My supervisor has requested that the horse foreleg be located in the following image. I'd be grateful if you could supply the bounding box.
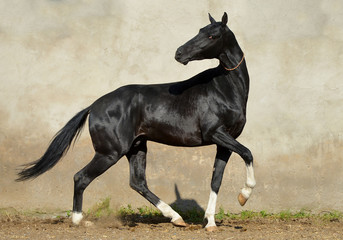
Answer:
[212,127,256,206]
[238,162,256,206]
[204,146,231,231]
[127,140,186,227]
[72,152,120,225]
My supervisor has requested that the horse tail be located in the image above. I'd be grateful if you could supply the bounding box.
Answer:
[16,106,91,181]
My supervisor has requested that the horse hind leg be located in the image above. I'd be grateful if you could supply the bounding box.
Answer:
[72,152,120,225]
[127,139,187,227]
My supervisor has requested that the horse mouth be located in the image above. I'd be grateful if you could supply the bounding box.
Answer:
[181,59,189,65]
[175,56,190,65]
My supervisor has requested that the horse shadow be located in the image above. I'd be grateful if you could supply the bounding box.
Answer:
[170,184,204,211]
[118,184,205,227]
[169,184,205,224]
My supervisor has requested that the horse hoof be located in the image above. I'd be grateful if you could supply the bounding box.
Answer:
[172,218,188,227]
[72,212,83,225]
[238,193,247,206]
[205,226,218,232]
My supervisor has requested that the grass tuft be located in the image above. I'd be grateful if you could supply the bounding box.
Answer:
[215,207,226,220]
[319,210,343,222]
[87,197,114,218]
[118,204,135,216]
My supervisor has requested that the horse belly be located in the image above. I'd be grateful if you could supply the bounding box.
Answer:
[140,117,203,147]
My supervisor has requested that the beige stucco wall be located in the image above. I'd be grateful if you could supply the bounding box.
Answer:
[1,0,342,214]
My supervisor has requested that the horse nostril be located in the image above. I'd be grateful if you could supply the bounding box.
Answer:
[175,49,183,58]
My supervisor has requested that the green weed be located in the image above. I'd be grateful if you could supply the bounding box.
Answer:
[137,206,162,218]
[320,211,343,222]
[240,210,258,220]
[87,197,114,218]
[278,210,293,220]
[215,207,226,220]
[118,204,135,216]
[275,209,312,220]
[66,210,72,217]
[259,210,270,218]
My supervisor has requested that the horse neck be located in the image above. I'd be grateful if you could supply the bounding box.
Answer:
[218,44,250,97]
[219,43,243,69]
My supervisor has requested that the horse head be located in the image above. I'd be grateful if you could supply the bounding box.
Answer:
[175,12,237,65]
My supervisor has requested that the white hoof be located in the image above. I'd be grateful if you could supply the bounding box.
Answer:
[72,212,83,225]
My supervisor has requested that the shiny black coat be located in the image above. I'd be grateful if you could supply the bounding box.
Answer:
[89,63,249,156]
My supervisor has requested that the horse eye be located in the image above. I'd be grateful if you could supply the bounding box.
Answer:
[209,35,219,40]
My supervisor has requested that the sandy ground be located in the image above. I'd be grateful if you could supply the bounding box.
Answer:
[0,214,342,240]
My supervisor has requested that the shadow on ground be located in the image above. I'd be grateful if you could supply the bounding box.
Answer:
[170,184,205,223]
[116,184,205,227]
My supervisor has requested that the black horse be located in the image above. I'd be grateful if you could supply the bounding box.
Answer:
[17,13,256,231]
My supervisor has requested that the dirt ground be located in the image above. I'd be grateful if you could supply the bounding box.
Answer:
[0,214,342,240]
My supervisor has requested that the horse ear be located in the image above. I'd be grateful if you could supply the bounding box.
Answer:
[209,13,216,24]
[221,12,228,27]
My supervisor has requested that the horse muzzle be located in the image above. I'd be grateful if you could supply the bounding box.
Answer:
[175,47,190,65]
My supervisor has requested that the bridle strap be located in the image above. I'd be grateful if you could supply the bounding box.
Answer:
[222,53,245,71]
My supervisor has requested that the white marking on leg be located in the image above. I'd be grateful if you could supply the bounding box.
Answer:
[241,163,256,199]
[204,190,217,228]
[72,212,83,225]
[156,201,183,222]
